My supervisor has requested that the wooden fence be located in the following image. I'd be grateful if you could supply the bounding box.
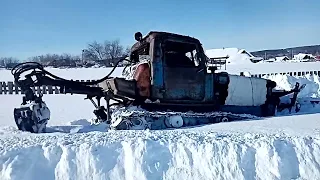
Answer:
[0,80,95,95]
[242,70,320,78]
[1,70,320,95]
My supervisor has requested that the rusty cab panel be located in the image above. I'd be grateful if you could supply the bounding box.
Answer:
[129,40,152,99]
[128,32,212,104]
[99,32,213,104]
[159,37,206,103]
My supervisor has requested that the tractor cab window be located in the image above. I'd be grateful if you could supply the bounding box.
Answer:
[130,42,150,63]
[163,40,201,67]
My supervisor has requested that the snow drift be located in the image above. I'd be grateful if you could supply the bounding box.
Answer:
[1,119,320,180]
[263,74,320,98]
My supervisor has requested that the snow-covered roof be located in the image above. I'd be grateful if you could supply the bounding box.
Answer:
[275,56,289,62]
[263,58,276,62]
[258,56,289,63]
[293,53,315,60]
[205,48,256,64]
[205,48,239,59]
[238,49,255,58]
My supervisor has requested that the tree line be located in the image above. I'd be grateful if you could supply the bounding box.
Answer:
[0,39,130,68]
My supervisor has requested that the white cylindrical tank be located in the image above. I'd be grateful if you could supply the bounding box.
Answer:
[225,75,267,106]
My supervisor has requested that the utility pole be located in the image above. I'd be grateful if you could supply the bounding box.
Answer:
[82,49,85,64]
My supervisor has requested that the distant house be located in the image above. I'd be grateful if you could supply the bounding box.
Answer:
[263,56,289,63]
[293,53,315,61]
[275,56,289,61]
[263,58,276,63]
[205,48,262,65]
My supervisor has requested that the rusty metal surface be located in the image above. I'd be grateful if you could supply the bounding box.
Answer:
[98,78,137,99]
[130,31,200,53]
[134,63,151,97]
[129,31,210,103]
[162,67,205,101]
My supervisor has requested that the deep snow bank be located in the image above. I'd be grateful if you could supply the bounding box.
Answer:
[264,74,320,98]
[1,114,320,180]
[0,132,319,180]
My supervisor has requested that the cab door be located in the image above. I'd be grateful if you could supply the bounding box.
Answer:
[161,41,205,102]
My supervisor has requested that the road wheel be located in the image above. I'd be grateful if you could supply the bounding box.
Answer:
[220,116,229,122]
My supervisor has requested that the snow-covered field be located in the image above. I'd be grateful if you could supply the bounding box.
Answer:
[1,64,320,180]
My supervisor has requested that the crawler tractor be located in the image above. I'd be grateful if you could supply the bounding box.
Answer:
[12,31,304,133]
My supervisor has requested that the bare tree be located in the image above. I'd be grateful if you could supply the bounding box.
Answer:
[27,54,59,64]
[83,41,104,61]
[27,53,80,65]
[83,39,129,63]
[0,39,128,68]
[106,39,124,59]
[0,57,19,66]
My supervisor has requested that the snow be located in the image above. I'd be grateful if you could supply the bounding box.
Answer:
[205,48,255,64]
[206,48,240,59]
[1,65,320,179]
[225,53,253,64]
[0,117,320,180]
[264,74,320,98]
